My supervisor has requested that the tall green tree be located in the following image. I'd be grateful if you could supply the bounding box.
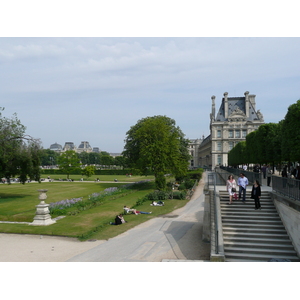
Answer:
[101,154,114,167]
[0,108,42,183]
[88,152,101,165]
[123,115,190,190]
[78,152,89,165]
[81,165,96,179]
[40,149,59,166]
[57,150,81,179]
[281,100,300,163]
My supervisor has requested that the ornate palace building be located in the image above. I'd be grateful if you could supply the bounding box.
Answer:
[196,91,265,169]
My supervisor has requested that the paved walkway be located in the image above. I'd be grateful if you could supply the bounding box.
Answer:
[0,176,210,262]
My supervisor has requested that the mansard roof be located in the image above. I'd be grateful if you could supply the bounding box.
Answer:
[50,142,62,151]
[215,96,260,122]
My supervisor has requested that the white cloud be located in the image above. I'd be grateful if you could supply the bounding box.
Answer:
[0,37,299,152]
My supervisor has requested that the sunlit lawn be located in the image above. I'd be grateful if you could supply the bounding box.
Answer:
[0,176,188,241]
[40,174,155,182]
[0,181,123,222]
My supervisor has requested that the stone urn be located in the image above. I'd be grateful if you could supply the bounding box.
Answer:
[38,189,48,204]
[30,189,56,226]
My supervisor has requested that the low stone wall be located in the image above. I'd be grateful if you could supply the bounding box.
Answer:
[202,182,210,243]
[271,192,300,257]
[202,180,225,261]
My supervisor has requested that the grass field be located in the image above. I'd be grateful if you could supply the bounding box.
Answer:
[40,174,155,182]
[0,175,189,241]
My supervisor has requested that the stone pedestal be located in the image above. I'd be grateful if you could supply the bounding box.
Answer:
[30,189,56,226]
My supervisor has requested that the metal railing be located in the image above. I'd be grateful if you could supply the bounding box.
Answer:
[272,176,300,201]
[220,166,260,185]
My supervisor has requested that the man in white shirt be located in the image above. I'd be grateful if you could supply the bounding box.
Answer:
[238,173,248,202]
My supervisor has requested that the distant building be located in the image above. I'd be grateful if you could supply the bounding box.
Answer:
[77,141,93,153]
[197,91,265,169]
[49,142,63,153]
[110,153,122,158]
[63,142,77,152]
[49,141,105,155]
[188,137,205,169]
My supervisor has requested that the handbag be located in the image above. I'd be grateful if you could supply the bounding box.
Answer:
[231,187,236,192]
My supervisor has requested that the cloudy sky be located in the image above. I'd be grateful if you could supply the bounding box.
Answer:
[1,2,299,153]
[1,37,299,153]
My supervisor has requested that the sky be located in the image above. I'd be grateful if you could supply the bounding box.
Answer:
[1,3,299,155]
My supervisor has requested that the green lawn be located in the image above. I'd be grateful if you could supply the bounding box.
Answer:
[40,174,155,182]
[0,177,189,241]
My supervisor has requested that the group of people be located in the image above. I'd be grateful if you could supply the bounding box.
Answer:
[226,173,262,210]
[282,165,300,180]
[110,206,153,225]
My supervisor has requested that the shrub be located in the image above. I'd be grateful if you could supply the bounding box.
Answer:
[172,191,187,200]
[145,190,170,200]
[184,179,195,189]
[178,183,186,190]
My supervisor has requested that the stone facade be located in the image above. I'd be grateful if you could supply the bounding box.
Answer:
[188,137,205,169]
[197,91,265,169]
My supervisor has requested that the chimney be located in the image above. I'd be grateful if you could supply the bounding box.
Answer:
[211,95,216,121]
[244,91,249,117]
[224,92,228,119]
[249,94,256,110]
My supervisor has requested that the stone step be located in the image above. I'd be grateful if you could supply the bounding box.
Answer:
[220,197,272,202]
[220,194,272,198]
[221,212,282,222]
[219,194,271,198]
[219,189,299,262]
[222,216,281,222]
[225,257,295,262]
[221,212,279,217]
[221,206,277,214]
[224,252,300,262]
[220,199,275,208]
[224,241,295,250]
[223,231,291,240]
[222,223,285,229]
[224,246,297,255]
[223,224,286,234]
[223,236,293,244]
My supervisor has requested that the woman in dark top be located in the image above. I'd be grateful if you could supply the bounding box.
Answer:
[251,180,261,210]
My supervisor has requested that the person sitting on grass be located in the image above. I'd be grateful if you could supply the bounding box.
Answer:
[123,206,152,215]
[110,214,127,225]
[150,201,164,206]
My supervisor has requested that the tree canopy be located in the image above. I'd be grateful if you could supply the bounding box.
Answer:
[281,100,300,162]
[0,108,42,183]
[123,115,190,190]
[57,150,81,179]
[228,99,300,167]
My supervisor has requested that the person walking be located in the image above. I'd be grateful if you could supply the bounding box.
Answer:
[251,180,261,210]
[261,164,267,179]
[266,165,272,186]
[281,165,288,188]
[238,173,248,203]
[226,175,237,205]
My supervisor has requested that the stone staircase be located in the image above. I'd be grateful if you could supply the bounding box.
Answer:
[219,190,300,262]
